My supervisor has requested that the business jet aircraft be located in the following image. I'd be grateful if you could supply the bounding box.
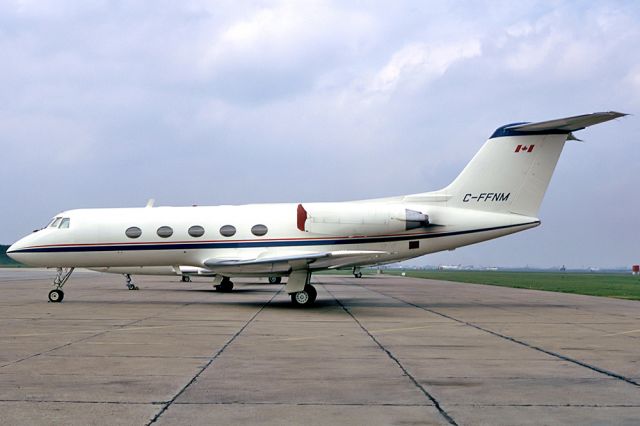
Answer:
[7,112,625,306]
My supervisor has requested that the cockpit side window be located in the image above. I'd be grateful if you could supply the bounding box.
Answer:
[59,218,70,229]
[50,217,62,228]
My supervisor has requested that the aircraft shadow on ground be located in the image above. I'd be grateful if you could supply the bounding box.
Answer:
[52,284,574,310]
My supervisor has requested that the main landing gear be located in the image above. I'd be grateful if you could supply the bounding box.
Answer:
[124,274,139,290]
[290,284,317,306]
[214,276,234,292]
[181,276,192,283]
[48,267,74,303]
[353,266,363,278]
[286,270,317,307]
[268,276,282,284]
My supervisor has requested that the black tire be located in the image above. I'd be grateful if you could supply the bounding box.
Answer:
[291,284,316,306]
[306,284,317,303]
[181,276,191,283]
[355,272,363,278]
[268,276,282,284]
[215,281,234,292]
[48,289,64,303]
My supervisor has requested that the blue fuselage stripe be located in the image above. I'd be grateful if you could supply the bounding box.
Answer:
[10,222,539,254]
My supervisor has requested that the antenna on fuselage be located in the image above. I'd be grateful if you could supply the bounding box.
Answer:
[146,198,155,208]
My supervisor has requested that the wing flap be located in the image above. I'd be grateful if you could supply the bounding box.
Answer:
[203,250,388,274]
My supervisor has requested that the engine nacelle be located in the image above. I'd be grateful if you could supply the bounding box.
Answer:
[297,203,428,236]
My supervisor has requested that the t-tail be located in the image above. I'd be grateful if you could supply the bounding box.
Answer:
[436,112,626,217]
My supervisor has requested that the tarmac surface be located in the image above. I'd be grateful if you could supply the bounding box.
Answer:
[0,269,639,426]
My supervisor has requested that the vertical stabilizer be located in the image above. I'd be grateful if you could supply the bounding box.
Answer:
[439,112,625,217]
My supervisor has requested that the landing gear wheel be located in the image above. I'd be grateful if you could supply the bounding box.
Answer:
[48,289,64,303]
[124,274,138,290]
[181,276,192,283]
[215,282,233,292]
[291,284,317,307]
[215,278,234,292]
[268,276,282,284]
[352,267,363,278]
[48,267,73,302]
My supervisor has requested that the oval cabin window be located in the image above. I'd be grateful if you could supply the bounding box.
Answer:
[188,225,205,238]
[157,226,173,238]
[125,227,142,239]
[251,224,268,236]
[219,225,236,237]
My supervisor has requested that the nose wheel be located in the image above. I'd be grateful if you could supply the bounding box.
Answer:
[124,274,139,290]
[48,267,74,303]
[48,289,64,303]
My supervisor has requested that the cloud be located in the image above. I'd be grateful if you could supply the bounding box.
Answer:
[0,0,638,268]
[501,4,639,79]
[195,1,374,102]
[365,40,482,96]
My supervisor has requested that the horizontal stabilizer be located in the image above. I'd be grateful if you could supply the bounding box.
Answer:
[505,111,626,133]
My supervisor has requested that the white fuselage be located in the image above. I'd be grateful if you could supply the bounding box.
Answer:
[7,200,539,274]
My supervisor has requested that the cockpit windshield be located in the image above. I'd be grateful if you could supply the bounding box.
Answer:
[47,217,70,229]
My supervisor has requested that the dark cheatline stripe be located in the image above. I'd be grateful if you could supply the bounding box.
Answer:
[12,222,539,254]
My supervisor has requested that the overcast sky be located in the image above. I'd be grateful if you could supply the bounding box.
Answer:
[1,1,638,268]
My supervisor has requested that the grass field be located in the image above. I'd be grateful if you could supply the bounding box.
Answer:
[385,270,640,301]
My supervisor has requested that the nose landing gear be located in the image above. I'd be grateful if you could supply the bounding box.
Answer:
[124,274,139,290]
[48,267,74,303]
[353,267,363,278]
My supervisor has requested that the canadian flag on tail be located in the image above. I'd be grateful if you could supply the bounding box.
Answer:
[515,144,535,153]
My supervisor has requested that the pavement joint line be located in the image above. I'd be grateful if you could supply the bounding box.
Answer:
[0,399,638,408]
[448,403,640,407]
[172,401,432,406]
[0,399,162,405]
[323,284,459,426]
[0,324,204,338]
[42,354,211,359]
[603,328,640,337]
[145,285,283,426]
[0,301,198,370]
[357,282,640,389]
[393,275,640,320]
[275,324,436,342]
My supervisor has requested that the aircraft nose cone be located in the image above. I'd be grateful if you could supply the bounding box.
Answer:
[6,242,18,255]
[6,240,27,263]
